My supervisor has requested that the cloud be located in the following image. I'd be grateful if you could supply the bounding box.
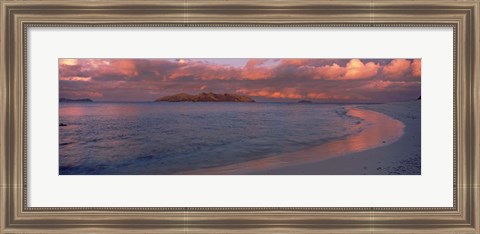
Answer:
[59,59,78,66]
[63,90,103,98]
[411,59,421,77]
[236,88,303,99]
[59,58,421,102]
[241,59,273,80]
[382,59,411,79]
[235,88,368,101]
[271,59,382,80]
[84,59,138,78]
[167,61,240,80]
[60,76,92,82]
[315,63,347,80]
[306,92,353,100]
[360,80,420,91]
[167,59,274,81]
[59,59,138,81]
[343,59,380,80]
[59,58,413,82]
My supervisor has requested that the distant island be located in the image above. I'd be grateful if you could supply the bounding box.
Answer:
[298,100,313,104]
[155,92,255,102]
[59,98,93,102]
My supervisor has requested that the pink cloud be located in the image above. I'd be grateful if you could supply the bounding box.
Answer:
[307,92,349,100]
[343,59,380,80]
[83,59,138,78]
[59,59,78,66]
[315,63,347,80]
[278,59,309,66]
[241,59,273,80]
[166,59,275,81]
[67,91,103,98]
[59,59,138,80]
[283,59,380,80]
[306,92,370,101]
[382,59,411,79]
[361,80,420,90]
[236,88,366,101]
[236,88,303,99]
[278,59,380,80]
[60,76,92,82]
[411,59,421,77]
[59,58,421,102]
[168,62,239,80]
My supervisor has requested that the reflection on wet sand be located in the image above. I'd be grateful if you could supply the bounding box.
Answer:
[180,108,405,175]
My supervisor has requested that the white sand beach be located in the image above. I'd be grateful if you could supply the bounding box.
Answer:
[258,100,421,175]
[183,100,420,175]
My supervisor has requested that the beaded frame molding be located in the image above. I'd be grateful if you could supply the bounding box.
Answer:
[1,0,479,233]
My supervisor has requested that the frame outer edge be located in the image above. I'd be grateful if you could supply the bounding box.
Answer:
[1,0,479,233]
[1,0,9,232]
[473,0,479,232]
[0,0,4,230]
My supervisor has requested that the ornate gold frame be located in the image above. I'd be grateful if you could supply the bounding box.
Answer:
[1,0,479,233]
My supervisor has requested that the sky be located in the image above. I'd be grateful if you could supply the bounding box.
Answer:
[59,58,421,103]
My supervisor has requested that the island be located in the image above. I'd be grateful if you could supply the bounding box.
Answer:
[155,92,255,102]
[298,100,313,104]
[60,98,94,102]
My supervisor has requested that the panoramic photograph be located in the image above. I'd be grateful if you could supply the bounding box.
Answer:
[59,58,421,175]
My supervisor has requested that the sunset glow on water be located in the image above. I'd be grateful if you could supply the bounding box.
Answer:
[59,102,365,174]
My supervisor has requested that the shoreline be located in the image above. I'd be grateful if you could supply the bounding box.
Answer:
[179,102,416,175]
[254,100,421,175]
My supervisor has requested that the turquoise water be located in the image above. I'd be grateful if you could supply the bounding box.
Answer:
[59,102,364,175]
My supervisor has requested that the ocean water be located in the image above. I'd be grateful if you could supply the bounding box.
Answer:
[59,102,365,175]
